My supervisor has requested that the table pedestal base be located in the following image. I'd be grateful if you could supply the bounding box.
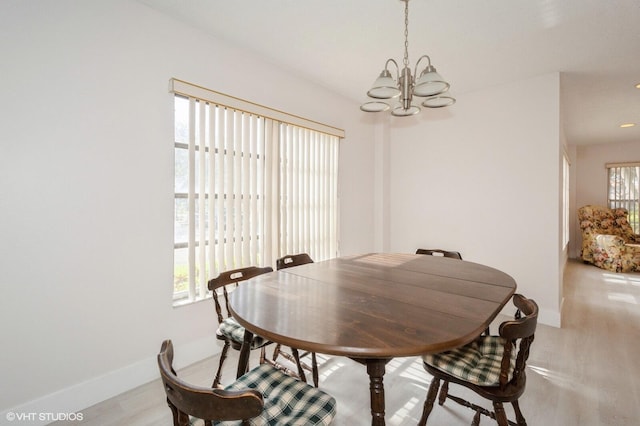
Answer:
[353,358,391,426]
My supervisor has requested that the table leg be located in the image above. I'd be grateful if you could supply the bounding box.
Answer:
[236,329,253,379]
[366,358,388,426]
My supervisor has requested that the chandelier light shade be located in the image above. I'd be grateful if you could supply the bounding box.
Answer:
[367,67,401,99]
[360,0,455,116]
[360,100,392,112]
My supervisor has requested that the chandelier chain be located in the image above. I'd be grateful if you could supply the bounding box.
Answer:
[403,0,409,67]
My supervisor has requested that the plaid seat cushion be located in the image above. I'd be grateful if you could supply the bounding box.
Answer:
[217,317,268,349]
[422,336,516,386]
[217,363,336,426]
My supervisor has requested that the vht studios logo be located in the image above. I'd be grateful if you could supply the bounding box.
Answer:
[6,412,84,422]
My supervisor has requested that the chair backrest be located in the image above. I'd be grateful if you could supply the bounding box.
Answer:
[157,340,263,425]
[416,248,463,260]
[578,204,635,240]
[207,266,273,324]
[497,294,538,388]
[276,253,314,270]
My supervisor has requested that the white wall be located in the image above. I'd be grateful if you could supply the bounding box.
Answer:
[382,73,563,327]
[0,0,374,419]
[573,140,640,256]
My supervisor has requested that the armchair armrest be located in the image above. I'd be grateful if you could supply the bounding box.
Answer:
[595,234,627,250]
[626,233,640,244]
[589,234,640,272]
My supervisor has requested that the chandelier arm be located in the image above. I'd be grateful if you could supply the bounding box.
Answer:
[413,55,432,80]
[385,58,400,82]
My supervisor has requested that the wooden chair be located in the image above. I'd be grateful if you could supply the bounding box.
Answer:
[416,248,463,259]
[419,294,538,426]
[208,265,302,388]
[276,252,314,270]
[272,253,320,387]
[157,340,336,426]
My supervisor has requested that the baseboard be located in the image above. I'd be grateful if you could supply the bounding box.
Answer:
[1,337,217,425]
[538,307,561,328]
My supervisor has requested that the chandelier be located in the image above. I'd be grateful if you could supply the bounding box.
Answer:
[360,0,455,116]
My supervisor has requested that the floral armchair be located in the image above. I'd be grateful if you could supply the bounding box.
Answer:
[578,205,640,272]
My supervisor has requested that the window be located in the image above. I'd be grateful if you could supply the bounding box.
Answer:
[562,154,570,247]
[607,162,640,233]
[171,79,343,304]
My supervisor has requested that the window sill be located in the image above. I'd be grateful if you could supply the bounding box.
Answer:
[172,294,212,308]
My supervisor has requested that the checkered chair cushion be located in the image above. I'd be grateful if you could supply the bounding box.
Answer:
[217,317,268,349]
[422,336,517,386]
[217,363,337,425]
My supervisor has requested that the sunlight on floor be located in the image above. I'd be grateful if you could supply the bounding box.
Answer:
[528,364,576,389]
[397,359,430,386]
[528,362,601,409]
[388,396,422,424]
[601,272,640,303]
[315,354,346,382]
[602,272,640,287]
[607,292,638,304]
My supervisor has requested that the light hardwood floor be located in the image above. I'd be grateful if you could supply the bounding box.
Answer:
[53,259,640,425]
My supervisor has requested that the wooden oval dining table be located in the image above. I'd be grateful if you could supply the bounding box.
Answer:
[229,252,517,425]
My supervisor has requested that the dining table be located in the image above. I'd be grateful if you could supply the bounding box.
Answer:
[229,252,517,425]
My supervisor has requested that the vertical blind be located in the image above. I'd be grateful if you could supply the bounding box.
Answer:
[279,124,339,260]
[172,79,342,303]
[607,162,640,233]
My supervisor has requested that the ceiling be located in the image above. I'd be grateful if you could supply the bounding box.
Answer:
[139,0,640,146]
